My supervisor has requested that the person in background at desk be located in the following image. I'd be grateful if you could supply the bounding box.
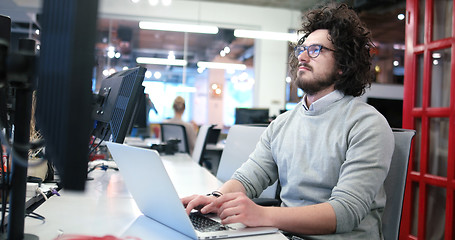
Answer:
[164,96,197,155]
[182,3,394,239]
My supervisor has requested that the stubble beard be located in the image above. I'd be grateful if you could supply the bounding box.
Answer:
[294,65,338,96]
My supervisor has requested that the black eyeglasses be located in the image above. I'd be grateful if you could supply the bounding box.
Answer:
[294,44,335,58]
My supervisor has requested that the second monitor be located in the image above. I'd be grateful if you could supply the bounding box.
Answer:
[92,66,146,143]
[234,108,270,125]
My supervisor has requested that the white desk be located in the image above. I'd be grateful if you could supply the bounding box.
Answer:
[123,136,160,148]
[24,153,286,239]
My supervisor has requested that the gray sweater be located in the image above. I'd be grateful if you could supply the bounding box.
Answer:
[232,93,394,239]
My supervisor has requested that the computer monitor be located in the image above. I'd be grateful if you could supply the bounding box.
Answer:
[0,15,10,132]
[360,83,404,129]
[234,108,270,125]
[92,66,146,143]
[36,0,98,191]
[367,97,403,128]
[127,87,149,137]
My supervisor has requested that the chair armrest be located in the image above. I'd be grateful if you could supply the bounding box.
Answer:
[252,198,281,207]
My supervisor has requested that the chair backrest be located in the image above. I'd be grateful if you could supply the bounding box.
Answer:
[382,128,416,240]
[216,124,278,198]
[192,124,215,165]
[160,123,189,154]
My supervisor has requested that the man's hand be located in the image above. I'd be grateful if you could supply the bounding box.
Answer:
[207,192,271,227]
[181,194,219,215]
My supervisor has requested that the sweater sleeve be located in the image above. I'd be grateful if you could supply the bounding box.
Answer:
[328,112,394,233]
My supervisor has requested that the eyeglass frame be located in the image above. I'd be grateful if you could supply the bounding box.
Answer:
[294,44,336,58]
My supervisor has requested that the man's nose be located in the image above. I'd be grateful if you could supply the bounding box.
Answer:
[298,49,310,62]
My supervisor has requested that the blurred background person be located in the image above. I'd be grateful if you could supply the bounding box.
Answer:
[164,96,197,154]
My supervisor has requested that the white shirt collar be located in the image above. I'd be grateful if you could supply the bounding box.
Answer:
[302,90,344,112]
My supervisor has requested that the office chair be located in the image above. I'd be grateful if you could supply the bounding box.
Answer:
[216,124,280,206]
[160,123,190,154]
[192,124,215,165]
[382,128,415,240]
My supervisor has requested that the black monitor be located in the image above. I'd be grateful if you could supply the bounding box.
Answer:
[367,97,403,128]
[235,108,270,125]
[36,0,98,191]
[0,15,10,132]
[92,66,146,143]
[127,87,149,137]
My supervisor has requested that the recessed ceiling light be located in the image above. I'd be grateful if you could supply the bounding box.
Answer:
[197,61,246,71]
[139,21,218,34]
[136,57,187,66]
[234,29,297,42]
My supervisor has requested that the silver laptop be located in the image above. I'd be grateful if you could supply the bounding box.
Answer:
[105,142,278,239]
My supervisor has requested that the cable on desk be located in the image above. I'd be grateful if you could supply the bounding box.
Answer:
[87,163,118,174]
[49,187,60,197]
[35,188,48,201]
[3,207,45,223]
[88,124,110,157]
[25,211,45,223]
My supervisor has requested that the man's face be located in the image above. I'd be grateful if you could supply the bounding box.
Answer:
[294,29,339,96]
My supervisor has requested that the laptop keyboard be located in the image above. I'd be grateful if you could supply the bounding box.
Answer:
[189,212,233,232]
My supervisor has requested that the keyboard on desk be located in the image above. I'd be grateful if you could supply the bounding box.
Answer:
[189,212,233,232]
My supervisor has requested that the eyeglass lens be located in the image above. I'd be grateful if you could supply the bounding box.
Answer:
[295,45,322,58]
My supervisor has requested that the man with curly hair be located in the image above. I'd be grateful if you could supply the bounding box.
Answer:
[183,3,394,239]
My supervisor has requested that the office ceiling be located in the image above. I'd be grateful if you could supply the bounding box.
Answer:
[96,0,406,77]
[3,0,406,83]
[196,0,331,11]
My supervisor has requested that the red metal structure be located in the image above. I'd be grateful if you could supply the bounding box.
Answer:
[402,0,454,239]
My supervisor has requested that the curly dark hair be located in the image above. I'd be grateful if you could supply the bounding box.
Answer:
[289,3,374,97]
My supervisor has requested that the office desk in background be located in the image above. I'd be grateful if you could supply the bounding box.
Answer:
[203,142,225,175]
[24,153,286,239]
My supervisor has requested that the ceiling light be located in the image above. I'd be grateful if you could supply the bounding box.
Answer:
[234,29,297,42]
[136,57,187,66]
[432,53,442,59]
[154,71,162,79]
[107,50,115,59]
[139,21,218,34]
[397,13,405,21]
[168,51,175,60]
[393,44,405,50]
[224,46,231,54]
[197,61,246,71]
[145,70,153,78]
